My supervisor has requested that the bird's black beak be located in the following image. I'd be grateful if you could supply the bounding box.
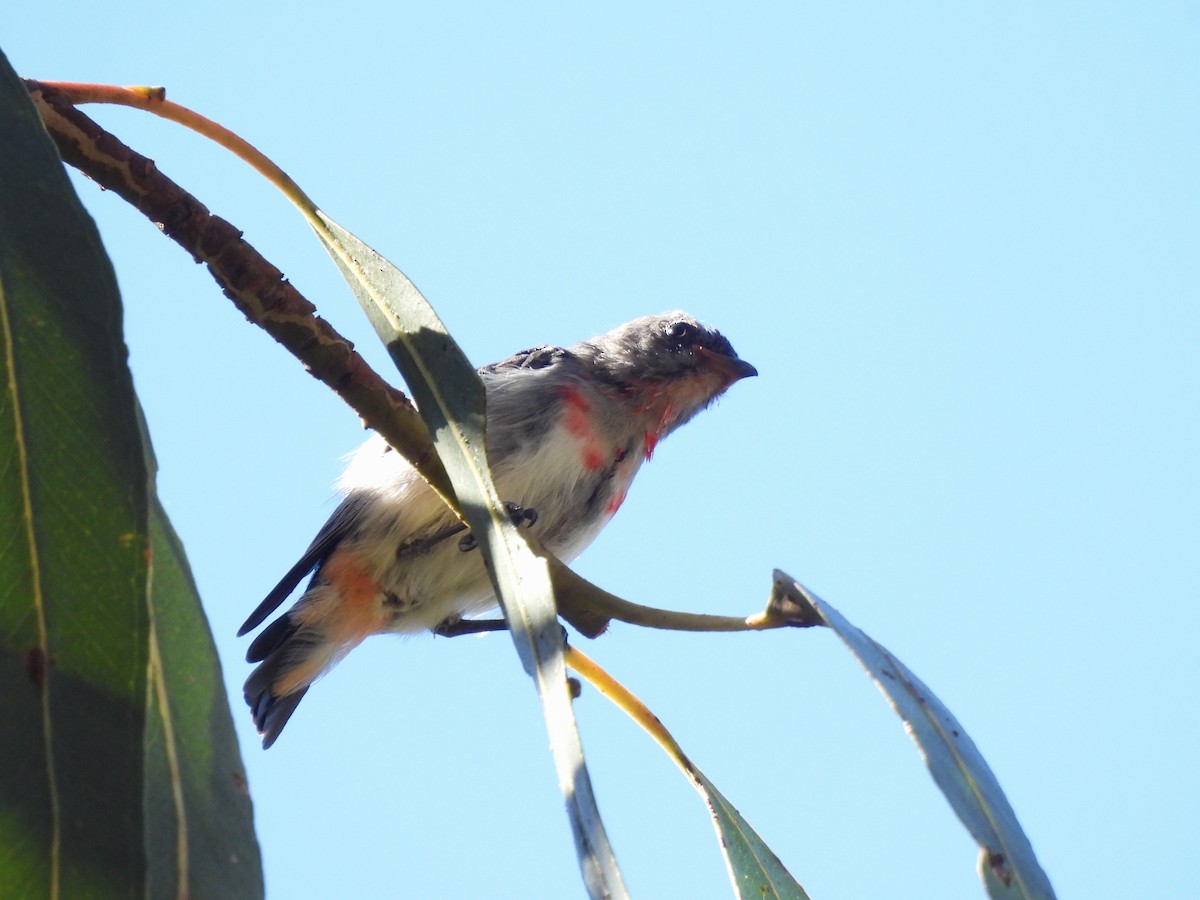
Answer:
[699,346,758,382]
[726,357,759,380]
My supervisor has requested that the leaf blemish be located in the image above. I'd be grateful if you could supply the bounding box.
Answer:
[22,647,53,689]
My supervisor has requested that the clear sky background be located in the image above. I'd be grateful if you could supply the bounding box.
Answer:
[9,3,1198,898]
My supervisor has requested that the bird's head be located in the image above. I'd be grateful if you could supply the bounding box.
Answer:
[580,311,756,446]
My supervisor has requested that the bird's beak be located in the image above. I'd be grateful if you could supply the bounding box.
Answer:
[699,347,758,382]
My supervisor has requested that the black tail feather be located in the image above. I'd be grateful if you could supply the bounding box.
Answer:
[244,616,310,748]
[245,679,309,749]
[240,494,369,747]
[244,611,332,748]
[246,614,299,663]
[238,494,367,637]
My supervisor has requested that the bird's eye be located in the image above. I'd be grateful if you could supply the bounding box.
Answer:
[667,321,699,343]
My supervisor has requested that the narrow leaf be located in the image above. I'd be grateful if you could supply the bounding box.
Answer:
[697,770,808,900]
[312,211,627,899]
[770,570,1057,899]
[144,494,264,899]
[0,48,147,898]
[567,646,809,900]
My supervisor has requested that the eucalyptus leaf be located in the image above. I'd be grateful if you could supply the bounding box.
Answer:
[696,769,809,900]
[771,571,1057,899]
[1,48,262,898]
[143,496,264,899]
[567,646,808,900]
[310,211,627,899]
[0,48,147,898]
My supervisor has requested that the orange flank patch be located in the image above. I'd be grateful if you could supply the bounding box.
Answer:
[274,549,384,695]
[559,385,606,471]
[300,549,387,642]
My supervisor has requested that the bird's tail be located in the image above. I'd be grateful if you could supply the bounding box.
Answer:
[244,548,387,747]
[244,613,322,748]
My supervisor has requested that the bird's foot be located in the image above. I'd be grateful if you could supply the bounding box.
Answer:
[457,502,539,552]
[433,615,571,647]
[433,615,510,637]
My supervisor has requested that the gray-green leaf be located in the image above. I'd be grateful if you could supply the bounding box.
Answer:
[771,570,1057,899]
[311,211,627,899]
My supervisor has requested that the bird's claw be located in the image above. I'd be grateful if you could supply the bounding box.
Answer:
[505,502,539,528]
[457,502,539,552]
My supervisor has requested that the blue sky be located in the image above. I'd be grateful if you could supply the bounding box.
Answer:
[10,3,1198,897]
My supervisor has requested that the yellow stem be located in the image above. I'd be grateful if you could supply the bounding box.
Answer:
[39,81,321,223]
[564,645,698,781]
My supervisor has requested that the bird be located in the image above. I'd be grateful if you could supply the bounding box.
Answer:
[239,311,756,747]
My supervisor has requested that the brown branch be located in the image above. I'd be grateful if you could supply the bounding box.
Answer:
[24,79,455,505]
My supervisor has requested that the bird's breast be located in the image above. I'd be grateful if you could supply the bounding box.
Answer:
[491,391,645,557]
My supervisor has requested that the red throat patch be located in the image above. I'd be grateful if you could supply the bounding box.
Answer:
[642,401,678,460]
[643,430,659,459]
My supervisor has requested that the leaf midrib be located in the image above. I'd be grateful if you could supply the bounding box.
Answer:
[0,276,59,898]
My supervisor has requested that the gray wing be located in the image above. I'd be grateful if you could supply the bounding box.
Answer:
[479,344,570,374]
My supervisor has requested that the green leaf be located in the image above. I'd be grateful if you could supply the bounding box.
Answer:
[770,571,1057,899]
[696,770,809,900]
[0,49,263,899]
[144,494,264,899]
[311,211,628,899]
[0,49,148,898]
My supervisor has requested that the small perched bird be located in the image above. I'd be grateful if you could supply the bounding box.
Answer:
[239,312,756,747]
